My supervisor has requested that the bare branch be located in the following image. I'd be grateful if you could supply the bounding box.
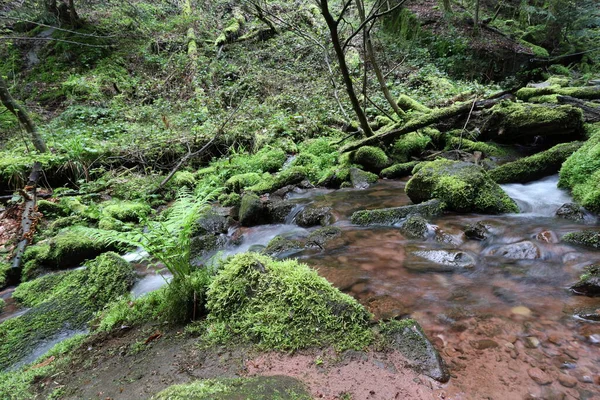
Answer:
[335,0,354,25]
[0,15,119,38]
[0,36,111,48]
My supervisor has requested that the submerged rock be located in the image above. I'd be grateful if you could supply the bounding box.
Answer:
[266,200,296,223]
[489,241,541,260]
[405,160,518,214]
[555,203,586,222]
[380,319,450,383]
[571,264,600,297]
[407,249,476,272]
[562,230,600,249]
[295,206,334,227]
[305,226,342,249]
[349,167,378,189]
[351,199,445,226]
[464,221,489,241]
[263,236,304,257]
[398,215,429,239]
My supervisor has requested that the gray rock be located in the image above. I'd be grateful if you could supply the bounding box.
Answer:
[194,210,229,235]
[349,167,378,189]
[267,200,296,223]
[555,203,586,222]
[399,215,429,239]
[351,199,445,226]
[464,221,488,240]
[295,206,334,227]
[263,236,304,257]
[571,264,600,297]
[407,249,476,272]
[489,241,540,259]
[383,319,450,382]
[305,226,342,249]
[562,230,600,249]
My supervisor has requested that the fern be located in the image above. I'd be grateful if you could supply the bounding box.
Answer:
[76,185,221,281]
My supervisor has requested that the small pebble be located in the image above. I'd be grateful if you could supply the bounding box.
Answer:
[558,374,577,388]
[511,306,532,317]
[528,367,553,385]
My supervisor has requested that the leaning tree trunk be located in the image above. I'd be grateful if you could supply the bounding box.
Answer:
[0,75,47,153]
[356,0,405,119]
[320,0,373,137]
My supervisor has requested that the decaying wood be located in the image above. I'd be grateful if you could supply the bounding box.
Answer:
[557,95,600,123]
[341,94,513,153]
[11,162,43,271]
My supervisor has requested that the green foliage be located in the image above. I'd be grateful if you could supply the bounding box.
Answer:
[0,299,4,314]
[201,253,373,351]
[392,132,432,162]
[0,261,10,289]
[353,146,389,172]
[101,200,152,222]
[381,161,420,179]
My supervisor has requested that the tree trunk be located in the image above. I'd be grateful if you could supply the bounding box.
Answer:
[0,76,47,153]
[356,0,405,119]
[442,0,452,13]
[474,0,480,32]
[319,0,373,137]
[68,0,79,26]
[45,0,58,16]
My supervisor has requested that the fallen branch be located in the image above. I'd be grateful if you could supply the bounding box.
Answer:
[11,162,42,271]
[341,94,513,153]
[556,95,600,123]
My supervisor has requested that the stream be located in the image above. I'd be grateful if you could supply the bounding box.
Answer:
[2,175,599,396]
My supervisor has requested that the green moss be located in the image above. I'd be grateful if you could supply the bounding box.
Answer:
[489,141,582,184]
[397,94,431,113]
[0,253,134,370]
[483,101,584,138]
[518,39,549,58]
[380,161,420,179]
[559,125,600,212]
[0,261,9,289]
[37,200,68,218]
[246,167,307,195]
[153,376,311,400]
[349,168,379,189]
[102,200,151,222]
[351,199,445,226]
[516,86,600,101]
[562,231,600,249]
[238,193,264,226]
[202,253,372,351]
[392,132,432,163]
[218,192,241,207]
[445,137,509,157]
[0,299,4,313]
[264,236,304,257]
[225,172,262,193]
[405,159,518,214]
[527,94,559,104]
[171,171,196,188]
[22,229,118,278]
[548,65,571,76]
[353,146,389,172]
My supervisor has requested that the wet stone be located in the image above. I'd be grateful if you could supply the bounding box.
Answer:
[555,203,586,222]
[511,306,532,317]
[525,336,541,349]
[464,221,488,241]
[558,374,577,388]
[407,250,476,272]
[470,339,499,350]
[536,231,558,244]
[528,367,553,385]
[489,241,540,260]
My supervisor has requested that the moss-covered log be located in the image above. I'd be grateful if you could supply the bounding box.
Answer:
[516,86,600,102]
[557,96,600,123]
[480,101,584,142]
[215,8,245,47]
[489,141,582,184]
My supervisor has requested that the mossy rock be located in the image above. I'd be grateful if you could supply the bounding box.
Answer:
[481,101,584,141]
[204,253,372,351]
[0,253,134,370]
[381,161,419,179]
[353,146,389,172]
[559,124,600,213]
[317,167,350,188]
[218,192,241,207]
[266,200,296,223]
[305,226,342,249]
[488,141,583,184]
[238,193,266,227]
[399,215,429,239]
[37,200,68,218]
[0,261,9,289]
[263,236,304,257]
[379,319,450,382]
[516,86,600,102]
[562,230,600,249]
[152,376,311,400]
[170,171,196,188]
[295,206,333,227]
[445,137,510,158]
[351,199,445,226]
[22,229,119,278]
[405,160,518,214]
[225,173,262,194]
[349,167,378,189]
[571,264,600,297]
[391,132,432,163]
[101,197,152,223]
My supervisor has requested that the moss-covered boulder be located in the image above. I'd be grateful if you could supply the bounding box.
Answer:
[266,200,296,223]
[37,200,68,218]
[152,376,311,400]
[0,253,135,370]
[488,141,582,184]
[238,193,266,227]
[305,226,342,249]
[101,200,151,223]
[571,264,600,297]
[0,261,9,289]
[559,124,600,213]
[263,236,304,257]
[399,215,429,239]
[392,132,432,162]
[204,253,372,350]
[562,230,600,249]
[351,199,445,226]
[22,229,119,278]
[405,160,518,214]
[555,203,587,221]
[381,161,419,179]
[480,101,584,142]
[225,172,262,193]
[349,167,378,189]
[353,146,389,172]
[380,319,450,382]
